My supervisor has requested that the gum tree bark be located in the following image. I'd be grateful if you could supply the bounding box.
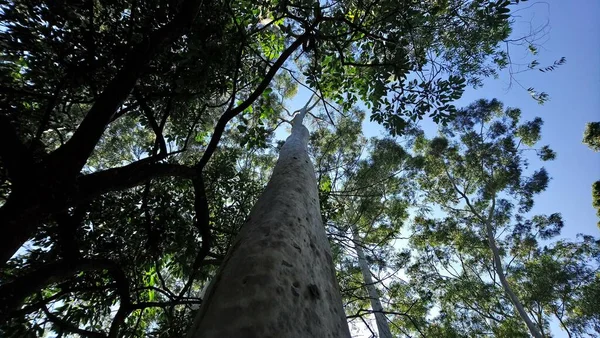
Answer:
[186,97,351,337]
[351,224,393,338]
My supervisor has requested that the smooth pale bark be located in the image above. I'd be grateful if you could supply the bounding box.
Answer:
[483,198,543,338]
[351,224,393,338]
[187,100,351,338]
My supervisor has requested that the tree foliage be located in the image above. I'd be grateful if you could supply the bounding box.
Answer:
[583,122,600,152]
[400,100,600,337]
[0,0,581,336]
[583,122,600,229]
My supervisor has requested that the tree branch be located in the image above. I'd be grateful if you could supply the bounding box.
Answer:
[134,90,167,156]
[0,259,129,321]
[45,0,206,178]
[0,115,35,186]
[194,33,310,172]
[176,175,212,299]
[42,303,107,338]
[77,162,195,199]
[0,161,195,265]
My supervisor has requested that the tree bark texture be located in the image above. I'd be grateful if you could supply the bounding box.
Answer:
[186,110,351,337]
[351,224,393,338]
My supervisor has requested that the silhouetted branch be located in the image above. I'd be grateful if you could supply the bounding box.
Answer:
[134,90,168,156]
[0,115,35,185]
[177,175,212,299]
[42,303,106,338]
[195,32,310,172]
[0,259,129,322]
[45,0,207,177]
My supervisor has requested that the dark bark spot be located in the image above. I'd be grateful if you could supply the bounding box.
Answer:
[291,285,300,297]
[293,157,298,159]
[292,243,302,253]
[308,284,320,299]
[297,217,301,222]
[276,286,283,294]
[293,281,300,287]
[281,260,293,268]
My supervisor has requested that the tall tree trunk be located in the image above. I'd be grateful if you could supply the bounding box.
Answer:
[186,99,351,337]
[484,197,543,338]
[351,224,393,338]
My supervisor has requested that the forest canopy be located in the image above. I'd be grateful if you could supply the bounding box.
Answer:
[0,0,597,337]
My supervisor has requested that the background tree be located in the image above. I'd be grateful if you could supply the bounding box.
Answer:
[330,138,414,337]
[305,106,426,337]
[402,99,599,337]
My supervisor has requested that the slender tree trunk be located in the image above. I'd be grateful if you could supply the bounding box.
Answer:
[351,224,393,338]
[484,199,543,338]
[186,100,351,337]
[448,169,543,338]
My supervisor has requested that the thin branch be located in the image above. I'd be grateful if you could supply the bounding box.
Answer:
[1,259,129,322]
[176,175,212,299]
[42,303,106,338]
[195,32,311,172]
[134,90,167,156]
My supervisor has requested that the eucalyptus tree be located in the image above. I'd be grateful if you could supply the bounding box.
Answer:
[1,0,558,335]
[311,116,417,337]
[404,99,600,337]
[186,96,351,337]
[337,139,413,337]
